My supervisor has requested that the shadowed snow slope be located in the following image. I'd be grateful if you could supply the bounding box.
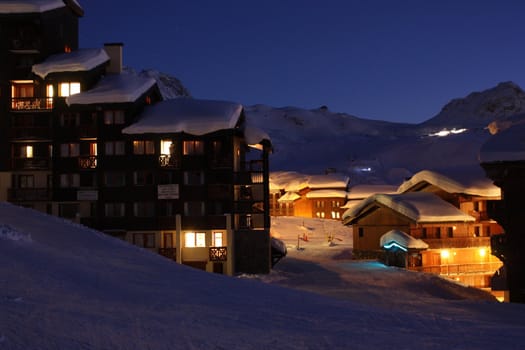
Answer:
[1,204,525,349]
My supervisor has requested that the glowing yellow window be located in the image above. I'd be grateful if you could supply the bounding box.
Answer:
[59,82,81,97]
[213,232,223,247]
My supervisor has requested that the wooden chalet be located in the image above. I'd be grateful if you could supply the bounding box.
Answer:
[0,1,276,276]
[269,171,349,219]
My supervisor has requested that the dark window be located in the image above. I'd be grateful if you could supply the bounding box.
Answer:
[447,227,453,238]
[105,202,125,217]
[159,201,176,216]
[435,227,441,239]
[133,140,155,155]
[133,202,155,217]
[133,233,156,248]
[358,227,364,238]
[421,228,427,239]
[103,110,125,125]
[183,140,204,155]
[474,226,480,237]
[17,174,34,188]
[58,203,79,218]
[60,112,80,127]
[184,171,204,185]
[80,173,97,187]
[134,171,155,185]
[184,201,205,216]
[104,172,126,187]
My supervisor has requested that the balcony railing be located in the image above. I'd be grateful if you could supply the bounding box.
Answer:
[423,237,491,249]
[209,247,227,261]
[11,98,53,111]
[416,262,502,275]
[12,157,50,170]
[79,156,97,169]
[158,248,177,260]
[159,154,179,168]
[8,188,52,201]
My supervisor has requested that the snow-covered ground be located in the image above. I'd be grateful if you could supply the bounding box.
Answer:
[2,203,525,350]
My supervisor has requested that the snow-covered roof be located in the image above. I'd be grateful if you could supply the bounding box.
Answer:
[0,0,65,13]
[66,73,156,105]
[269,171,349,192]
[307,174,349,189]
[278,192,301,203]
[380,230,429,251]
[32,48,109,79]
[305,189,348,199]
[479,122,525,163]
[122,98,243,136]
[244,125,272,147]
[397,169,500,198]
[343,192,475,224]
[347,184,398,200]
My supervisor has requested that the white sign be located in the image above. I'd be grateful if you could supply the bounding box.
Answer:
[77,190,98,201]
[158,184,179,199]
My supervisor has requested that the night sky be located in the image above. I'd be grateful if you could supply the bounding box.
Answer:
[80,0,525,124]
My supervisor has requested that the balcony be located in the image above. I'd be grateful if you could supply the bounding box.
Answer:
[159,248,177,261]
[209,247,227,261]
[12,157,50,170]
[423,237,491,249]
[159,154,179,168]
[79,156,97,169]
[417,262,502,276]
[9,127,52,139]
[11,98,53,111]
[8,188,52,201]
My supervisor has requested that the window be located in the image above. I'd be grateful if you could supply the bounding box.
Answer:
[80,173,97,187]
[133,233,156,248]
[184,201,205,216]
[447,227,454,238]
[161,139,174,155]
[104,172,126,187]
[133,140,155,155]
[133,171,154,185]
[332,201,340,208]
[133,202,155,217]
[60,112,80,127]
[358,227,364,238]
[474,226,480,237]
[58,82,80,97]
[60,143,79,157]
[105,202,125,217]
[421,228,427,239]
[103,110,125,125]
[185,232,206,248]
[435,227,441,239]
[159,201,175,216]
[17,175,34,188]
[21,145,33,158]
[331,211,340,219]
[184,171,204,185]
[213,232,223,247]
[59,173,80,188]
[58,203,79,218]
[183,140,204,155]
[163,232,174,248]
[104,141,125,155]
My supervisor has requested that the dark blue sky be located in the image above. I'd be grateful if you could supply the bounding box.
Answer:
[80,1,525,124]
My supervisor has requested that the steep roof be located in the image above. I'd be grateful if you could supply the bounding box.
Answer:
[122,98,243,136]
[32,48,109,79]
[0,0,83,16]
[380,230,429,251]
[479,122,525,163]
[343,192,475,225]
[397,169,500,198]
[66,73,156,105]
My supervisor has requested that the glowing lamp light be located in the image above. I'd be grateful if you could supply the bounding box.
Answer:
[479,248,487,257]
[441,250,450,259]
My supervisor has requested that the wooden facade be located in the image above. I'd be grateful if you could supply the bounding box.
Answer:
[0,3,273,276]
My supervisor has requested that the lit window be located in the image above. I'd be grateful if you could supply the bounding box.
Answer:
[183,140,204,155]
[213,232,223,247]
[46,84,54,97]
[59,82,81,97]
[24,145,33,158]
[133,140,155,155]
[161,139,173,155]
[185,232,206,248]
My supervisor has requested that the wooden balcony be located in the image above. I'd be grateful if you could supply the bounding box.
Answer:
[209,247,227,261]
[423,237,491,249]
[78,156,97,169]
[11,98,53,111]
[416,262,502,275]
[8,188,52,201]
[159,154,180,168]
[12,157,50,170]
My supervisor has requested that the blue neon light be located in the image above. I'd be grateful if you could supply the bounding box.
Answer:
[383,242,408,252]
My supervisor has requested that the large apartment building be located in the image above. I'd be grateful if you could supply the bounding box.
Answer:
[0,1,276,275]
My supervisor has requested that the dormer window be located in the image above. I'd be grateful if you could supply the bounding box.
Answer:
[59,82,81,97]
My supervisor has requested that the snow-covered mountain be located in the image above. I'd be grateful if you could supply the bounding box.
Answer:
[154,74,525,184]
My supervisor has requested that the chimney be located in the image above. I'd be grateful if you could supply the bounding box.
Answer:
[103,43,124,74]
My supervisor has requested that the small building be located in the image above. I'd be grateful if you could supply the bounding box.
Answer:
[269,171,349,219]
[380,229,428,268]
